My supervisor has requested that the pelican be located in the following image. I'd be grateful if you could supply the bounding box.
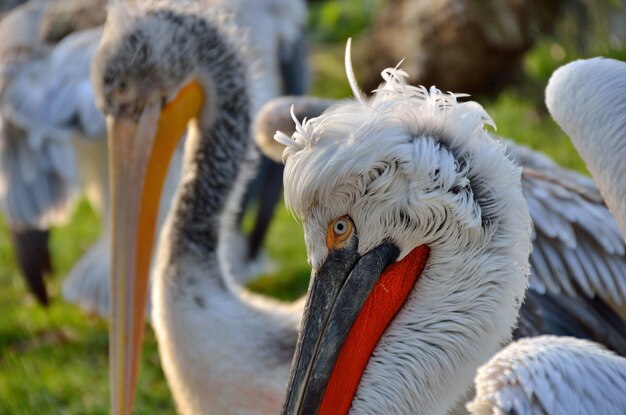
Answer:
[0,0,109,306]
[0,0,306,311]
[95,2,303,414]
[277,60,534,415]
[278,60,626,414]
[277,58,626,413]
[255,95,626,354]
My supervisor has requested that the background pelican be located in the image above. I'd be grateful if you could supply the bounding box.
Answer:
[93,2,305,413]
[546,57,626,240]
[0,0,107,306]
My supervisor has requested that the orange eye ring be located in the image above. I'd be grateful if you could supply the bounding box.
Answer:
[326,216,355,249]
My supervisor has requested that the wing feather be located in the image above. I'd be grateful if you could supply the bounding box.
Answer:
[516,290,626,356]
[467,336,626,415]
[0,22,103,229]
[505,140,626,306]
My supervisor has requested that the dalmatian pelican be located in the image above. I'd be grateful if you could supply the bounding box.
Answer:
[278,58,626,414]
[255,92,626,355]
[94,2,304,414]
[276,53,530,413]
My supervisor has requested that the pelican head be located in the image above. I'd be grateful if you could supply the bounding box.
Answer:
[278,54,532,414]
[91,3,248,414]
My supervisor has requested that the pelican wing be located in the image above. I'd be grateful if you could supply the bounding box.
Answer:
[467,336,626,415]
[505,141,626,307]
[516,290,626,356]
[0,27,104,229]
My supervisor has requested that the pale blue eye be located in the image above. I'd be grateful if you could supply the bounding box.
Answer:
[334,219,348,235]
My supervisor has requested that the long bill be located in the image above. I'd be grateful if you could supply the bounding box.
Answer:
[281,243,430,415]
[108,81,203,415]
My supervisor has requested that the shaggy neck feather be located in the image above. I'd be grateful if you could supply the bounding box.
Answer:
[350,225,526,414]
[157,24,252,289]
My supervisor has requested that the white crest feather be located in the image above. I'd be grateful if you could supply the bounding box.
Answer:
[345,38,364,103]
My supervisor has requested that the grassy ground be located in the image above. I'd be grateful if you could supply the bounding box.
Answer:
[1,2,624,413]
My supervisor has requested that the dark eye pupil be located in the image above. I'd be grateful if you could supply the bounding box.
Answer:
[119,80,128,91]
[336,222,345,232]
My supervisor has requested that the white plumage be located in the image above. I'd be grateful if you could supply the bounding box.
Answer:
[468,336,626,415]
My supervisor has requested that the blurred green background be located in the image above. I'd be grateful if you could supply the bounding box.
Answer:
[1,0,625,413]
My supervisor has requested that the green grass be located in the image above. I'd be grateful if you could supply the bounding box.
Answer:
[0,203,176,414]
[1,3,625,411]
[0,198,309,414]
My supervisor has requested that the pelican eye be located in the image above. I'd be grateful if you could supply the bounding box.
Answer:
[334,220,348,235]
[326,216,355,250]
